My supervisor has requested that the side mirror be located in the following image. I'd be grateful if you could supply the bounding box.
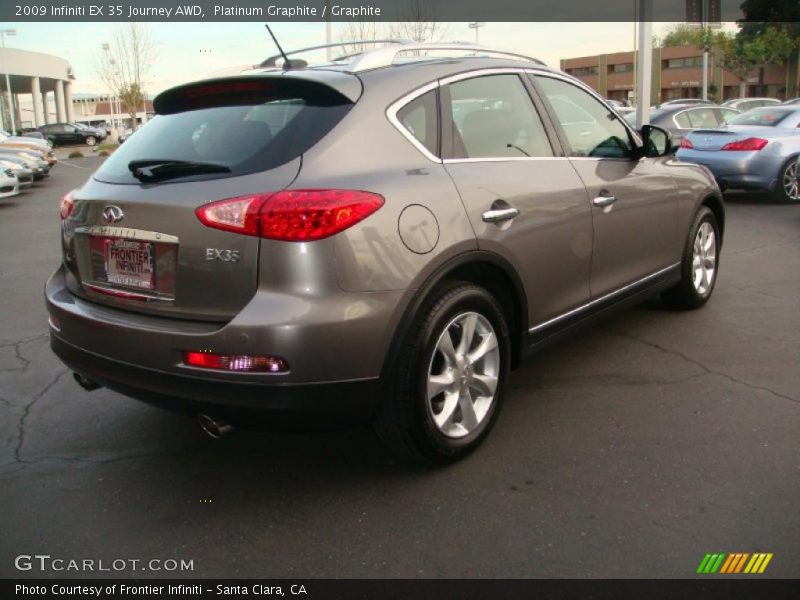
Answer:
[641,124,672,157]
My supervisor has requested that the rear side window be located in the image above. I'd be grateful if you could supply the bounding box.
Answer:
[396,90,439,157]
[687,108,718,128]
[95,79,353,184]
[674,111,691,128]
[447,74,553,159]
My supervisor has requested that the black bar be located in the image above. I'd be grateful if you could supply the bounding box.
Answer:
[1,0,793,23]
[4,579,800,600]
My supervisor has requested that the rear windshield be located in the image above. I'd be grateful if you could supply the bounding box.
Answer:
[726,109,793,127]
[95,80,353,184]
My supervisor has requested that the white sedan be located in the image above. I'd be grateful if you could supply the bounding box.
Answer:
[0,167,19,199]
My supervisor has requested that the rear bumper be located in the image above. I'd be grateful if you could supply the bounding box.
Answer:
[45,265,401,428]
[677,150,783,191]
[50,333,379,429]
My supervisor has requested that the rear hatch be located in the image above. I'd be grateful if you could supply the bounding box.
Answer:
[61,75,358,321]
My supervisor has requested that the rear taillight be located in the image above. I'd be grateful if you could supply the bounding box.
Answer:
[59,191,74,220]
[680,137,694,149]
[184,351,289,373]
[196,189,384,242]
[721,137,768,151]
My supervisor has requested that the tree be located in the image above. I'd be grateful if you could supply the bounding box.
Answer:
[661,24,704,48]
[96,23,156,131]
[716,27,795,97]
[385,0,448,43]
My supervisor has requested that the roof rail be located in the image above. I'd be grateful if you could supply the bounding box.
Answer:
[260,40,410,68]
[347,42,545,71]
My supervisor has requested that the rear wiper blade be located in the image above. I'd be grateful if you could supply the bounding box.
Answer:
[127,159,230,181]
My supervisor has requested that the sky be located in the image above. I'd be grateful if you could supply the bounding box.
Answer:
[0,21,696,96]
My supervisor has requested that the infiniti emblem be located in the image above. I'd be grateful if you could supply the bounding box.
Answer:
[102,205,124,224]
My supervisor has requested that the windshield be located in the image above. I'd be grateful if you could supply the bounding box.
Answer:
[95,82,353,184]
[726,109,794,127]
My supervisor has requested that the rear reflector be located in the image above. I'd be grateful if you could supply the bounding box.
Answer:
[196,189,384,241]
[679,137,694,149]
[59,190,75,220]
[184,351,289,373]
[721,137,768,151]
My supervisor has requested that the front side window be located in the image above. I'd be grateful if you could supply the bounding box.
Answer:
[446,74,553,159]
[396,89,439,157]
[537,76,634,159]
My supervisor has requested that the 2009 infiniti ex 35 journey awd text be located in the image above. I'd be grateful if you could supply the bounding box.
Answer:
[46,41,724,463]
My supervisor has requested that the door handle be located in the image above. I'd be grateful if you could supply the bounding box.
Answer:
[482,207,520,223]
[592,193,617,208]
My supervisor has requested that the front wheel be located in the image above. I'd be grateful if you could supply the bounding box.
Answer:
[775,157,799,203]
[373,282,510,463]
[661,206,720,310]
[85,136,97,146]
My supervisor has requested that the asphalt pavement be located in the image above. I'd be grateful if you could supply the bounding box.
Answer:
[0,157,798,578]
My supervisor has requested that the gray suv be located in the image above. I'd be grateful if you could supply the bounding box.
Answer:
[46,42,724,462]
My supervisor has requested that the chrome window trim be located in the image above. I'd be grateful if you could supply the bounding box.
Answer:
[386,80,442,164]
[528,262,681,334]
[443,157,566,164]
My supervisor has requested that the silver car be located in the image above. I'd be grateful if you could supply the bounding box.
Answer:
[677,106,800,202]
[46,42,724,462]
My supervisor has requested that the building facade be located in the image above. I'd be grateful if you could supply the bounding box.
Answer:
[561,45,800,104]
[0,47,75,132]
[72,93,154,130]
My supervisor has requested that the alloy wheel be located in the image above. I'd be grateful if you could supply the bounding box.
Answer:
[692,221,717,295]
[426,312,500,438]
[783,160,799,201]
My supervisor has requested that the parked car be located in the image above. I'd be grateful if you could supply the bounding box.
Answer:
[0,132,57,166]
[75,122,109,137]
[118,128,134,144]
[657,98,715,108]
[721,97,781,112]
[21,131,45,140]
[0,159,34,188]
[782,97,800,105]
[0,150,49,180]
[625,105,741,147]
[38,122,106,146]
[47,42,724,462]
[0,167,19,199]
[677,106,800,202]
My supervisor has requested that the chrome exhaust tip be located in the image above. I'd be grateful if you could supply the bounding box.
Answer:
[73,372,102,391]
[197,414,234,439]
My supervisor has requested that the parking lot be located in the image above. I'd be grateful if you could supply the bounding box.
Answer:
[0,157,798,578]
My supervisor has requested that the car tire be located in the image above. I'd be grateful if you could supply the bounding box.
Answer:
[661,206,720,310]
[373,281,510,464]
[774,157,799,203]
[85,136,97,146]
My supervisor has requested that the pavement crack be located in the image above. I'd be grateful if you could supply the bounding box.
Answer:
[607,329,800,406]
[13,369,69,464]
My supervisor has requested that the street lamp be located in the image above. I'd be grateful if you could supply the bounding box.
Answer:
[468,22,485,45]
[101,43,116,132]
[1,28,17,134]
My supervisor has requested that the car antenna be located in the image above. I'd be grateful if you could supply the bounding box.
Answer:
[265,24,293,69]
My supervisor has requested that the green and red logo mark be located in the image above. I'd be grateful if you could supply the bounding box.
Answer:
[697,553,773,574]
